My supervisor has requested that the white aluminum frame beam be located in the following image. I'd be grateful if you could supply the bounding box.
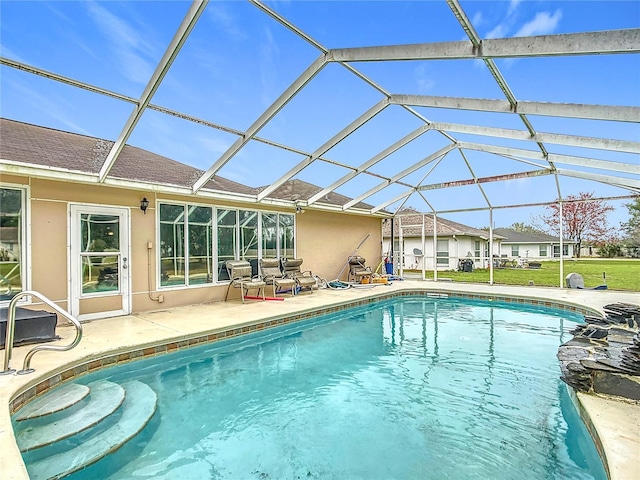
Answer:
[555,169,640,192]
[445,0,548,158]
[10,55,636,157]
[390,95,640,123]
[458,142,640,175]
[431,122,640,154]
[192,54,328,193]
[306,124,432,205]
[98,0,208,182]
[457,147,492,209]
[371,189,415,214]
[417,169,553,191]
[1,57,136,103]
[343,144,456,210]
[1,55,419,196]
[329,28,640,62]
[256,99,389,201]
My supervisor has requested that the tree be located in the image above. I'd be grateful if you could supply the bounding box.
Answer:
[510,222,543,234]
[621,196,640,246]
[535,192,614,258]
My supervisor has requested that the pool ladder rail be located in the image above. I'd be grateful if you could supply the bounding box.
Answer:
[1,290,83,375]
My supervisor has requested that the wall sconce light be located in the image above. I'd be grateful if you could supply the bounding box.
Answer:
[140,197,149,214]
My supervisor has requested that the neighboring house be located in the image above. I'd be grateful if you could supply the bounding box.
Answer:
[382,210,504,271]
[0,227,20,260]
[0,118,382,320]
[493,228,575,260]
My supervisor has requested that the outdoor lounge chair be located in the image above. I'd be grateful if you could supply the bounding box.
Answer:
[259,258,297,297]
[282,258,317,294]
[347,255,372,284]
[225,260,266,303]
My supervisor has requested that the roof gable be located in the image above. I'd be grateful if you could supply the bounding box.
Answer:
[383,210,501,239]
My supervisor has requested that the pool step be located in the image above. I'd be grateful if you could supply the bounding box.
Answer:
[17,380,126,451]
[15,383,90,421]
[16,380,157,480]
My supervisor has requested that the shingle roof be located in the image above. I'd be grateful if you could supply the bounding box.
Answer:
[494,228,575,244]
[0,118,372,209]
[251,179,373,210]
[382,209,501,239]
[0,118,252,194]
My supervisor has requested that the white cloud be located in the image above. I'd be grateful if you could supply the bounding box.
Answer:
[0,45,28,64]
[414,64,435,93]
[260,26,279,107]
[85,1,155,85]
[206,3,247,41]
[197,135,232,156]
[507,0,522,17]
[514,10,563,37]
[472,11,484,28]
[7,78,90,134]
[486,24,508,40]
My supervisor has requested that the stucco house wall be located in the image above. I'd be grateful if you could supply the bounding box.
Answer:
[1,173,380,319]
[0,118,382,321]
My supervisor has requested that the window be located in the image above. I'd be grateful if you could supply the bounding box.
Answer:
[262,213,294,260]
[216,209,237,281]
[239,210,258,261]
[279,214,295,259]
[474,240,480,258]
[80,213,121,294]
[261,213,277,259]
[540,245,547,257]
[159,204,295,286]
[436,239,449,266]
[553,245,570,257]
[511,245,519,257]
[188,206,213,285]
[0,187,25,301]
[159,204,186,287]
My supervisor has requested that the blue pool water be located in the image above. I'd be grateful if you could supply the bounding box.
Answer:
[20,297,607,479]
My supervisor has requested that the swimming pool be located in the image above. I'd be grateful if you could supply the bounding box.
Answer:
[14,296,607,479]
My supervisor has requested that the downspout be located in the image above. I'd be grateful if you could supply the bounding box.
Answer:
[390,217,395,275]
[399,216,404,278]
[489,208,494,286]
[559,201,564,288]
[433,213,438,282]
[421,213,426,281]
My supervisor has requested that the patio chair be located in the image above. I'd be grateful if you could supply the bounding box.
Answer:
[282,258,317,294]
[347,255,372,284]
[225,260,266,303]
[259,258,297,297]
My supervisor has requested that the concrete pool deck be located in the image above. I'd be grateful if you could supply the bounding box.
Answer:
[1,281,639,479]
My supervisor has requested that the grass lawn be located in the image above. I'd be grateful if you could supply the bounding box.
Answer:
[416,259,640,292]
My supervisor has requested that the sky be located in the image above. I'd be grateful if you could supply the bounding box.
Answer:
[1,0,639,231]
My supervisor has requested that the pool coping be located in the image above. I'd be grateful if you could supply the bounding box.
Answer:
[1,282,638,479]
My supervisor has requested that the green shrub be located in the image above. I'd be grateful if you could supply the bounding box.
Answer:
[597,243,623,258]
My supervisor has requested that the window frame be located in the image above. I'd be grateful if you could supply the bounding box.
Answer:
[0,184,29,305]
[436,239,449,266]
[157,201,295,289]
